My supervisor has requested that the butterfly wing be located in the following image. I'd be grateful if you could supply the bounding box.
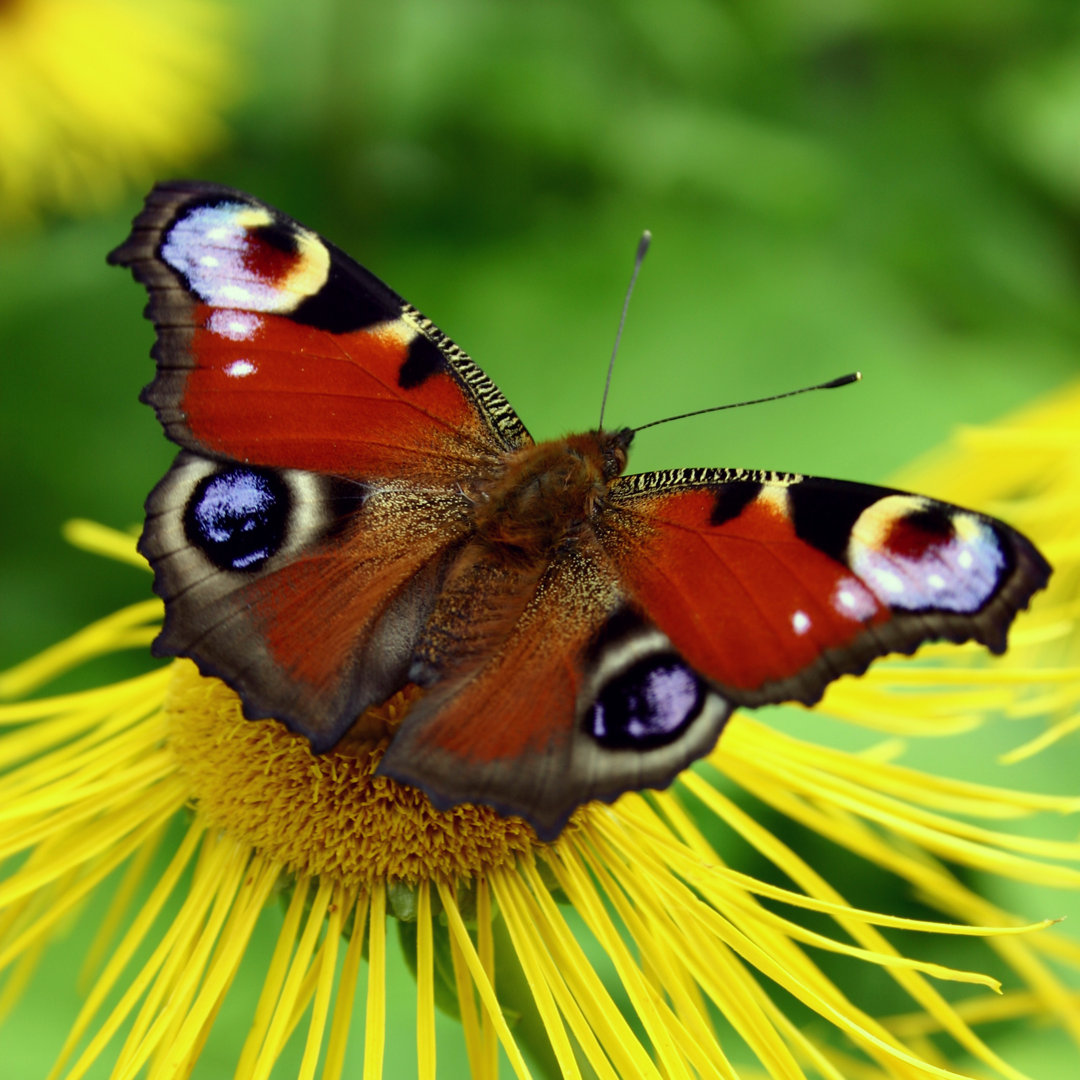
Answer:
[109,181,529,479]
[381,465,1049,839]
[379,538,734,840]
[600,468,1052,708]
[143,452,473,749]
[111,182,528,748]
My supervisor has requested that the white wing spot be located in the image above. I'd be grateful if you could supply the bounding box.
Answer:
[791,610,811,635]
[199,254,219,268]
[208,310,262,341]
[219,284,252,303]
[225,359,256,378]
[873,568,905,595]
[832,578,878,621]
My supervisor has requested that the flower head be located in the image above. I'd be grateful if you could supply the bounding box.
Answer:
[2,387,1080,1078]
[0,0,234,224]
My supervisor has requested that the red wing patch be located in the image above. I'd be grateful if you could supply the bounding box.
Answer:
[176,306,490,480]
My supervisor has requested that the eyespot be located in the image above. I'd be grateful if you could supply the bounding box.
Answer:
[184,467,290,571]
[588,655,705,749]
[848,496,1005,613]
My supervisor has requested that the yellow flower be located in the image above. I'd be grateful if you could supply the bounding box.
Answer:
[0,0,233,224]
[2,386,1080,1079]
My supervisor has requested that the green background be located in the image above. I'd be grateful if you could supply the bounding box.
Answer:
[2,1,1080,1076]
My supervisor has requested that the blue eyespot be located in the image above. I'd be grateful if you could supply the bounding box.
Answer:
[589,657,704,748]
[185,467,289,571]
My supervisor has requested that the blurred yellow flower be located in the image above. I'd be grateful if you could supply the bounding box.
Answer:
[0,0,233,224]
[1,385,1079,1078]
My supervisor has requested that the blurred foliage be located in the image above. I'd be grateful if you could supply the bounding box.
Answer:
[2,0,1080,1076]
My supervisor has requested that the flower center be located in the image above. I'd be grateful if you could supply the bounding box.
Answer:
[163,660,544,885]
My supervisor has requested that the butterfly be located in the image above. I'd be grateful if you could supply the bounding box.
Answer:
[110,181,1051,840]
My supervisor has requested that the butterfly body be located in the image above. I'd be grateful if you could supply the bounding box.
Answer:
[111,182,1051,838]
[465,430,629,555]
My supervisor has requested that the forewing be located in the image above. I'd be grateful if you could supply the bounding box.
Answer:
[109,181,531,483]
[601,468,1051,708]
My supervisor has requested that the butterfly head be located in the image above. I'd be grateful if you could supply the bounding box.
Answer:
[599,426,634,480]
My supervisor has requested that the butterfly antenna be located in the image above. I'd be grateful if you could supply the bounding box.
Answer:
[632,371,862,434]
[598,230,652,431]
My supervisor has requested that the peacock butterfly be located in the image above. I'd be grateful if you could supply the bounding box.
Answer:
[110,182,1051,839]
